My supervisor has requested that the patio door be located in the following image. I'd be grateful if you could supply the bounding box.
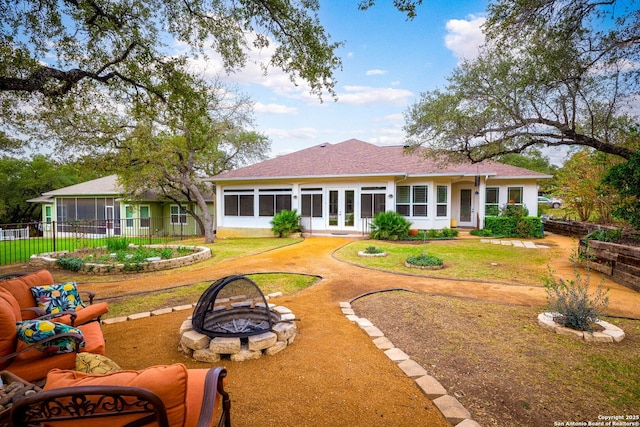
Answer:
[328,189,356,230]
[105,206,115,237]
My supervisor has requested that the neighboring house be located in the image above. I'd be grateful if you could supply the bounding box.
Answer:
[209,139,551,237]
[28,175,214,238]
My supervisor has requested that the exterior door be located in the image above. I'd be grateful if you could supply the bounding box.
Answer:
[328,189,356,230]
[105,206,115,237]
[459,189,472,226]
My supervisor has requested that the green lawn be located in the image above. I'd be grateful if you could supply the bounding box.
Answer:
[104,273,318,318]
[334,239,561,286]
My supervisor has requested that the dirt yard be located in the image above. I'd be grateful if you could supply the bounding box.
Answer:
[54,233,640,426]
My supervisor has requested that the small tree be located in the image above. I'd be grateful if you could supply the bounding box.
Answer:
[271,210,302,238]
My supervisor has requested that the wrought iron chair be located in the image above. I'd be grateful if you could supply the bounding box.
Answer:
[11,366,231,427]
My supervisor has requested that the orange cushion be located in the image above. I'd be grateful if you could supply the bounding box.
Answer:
[0,289,20,370]
[0,270,55,315]
[45,363,189,427]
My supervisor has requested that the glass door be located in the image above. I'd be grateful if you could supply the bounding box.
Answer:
[328,189,356,230]
[460,189,472,223]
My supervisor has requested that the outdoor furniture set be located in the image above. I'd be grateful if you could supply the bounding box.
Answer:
[0,269,231,426]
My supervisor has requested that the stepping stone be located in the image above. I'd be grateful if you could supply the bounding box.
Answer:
[511,240,525,247]
[357,318,373,328]
[500,240,512,245]
[456,419,482,427]
[523,241,537,248]
[339,302,351,308]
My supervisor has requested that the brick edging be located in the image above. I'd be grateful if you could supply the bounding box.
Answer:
[340,302,481,427]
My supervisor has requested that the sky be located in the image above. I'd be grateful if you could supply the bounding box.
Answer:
[187,1,503,161]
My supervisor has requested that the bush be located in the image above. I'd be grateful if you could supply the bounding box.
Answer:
[270,209,302,237]
[406,254,443,267]
[544,270,609,332]
[483,216,543,238]
[364,246,384,254]
[418,228,459,240]
[585,228,622,243]
[56,256,85,272]
[370,211,411,240]
[106,237,129,252]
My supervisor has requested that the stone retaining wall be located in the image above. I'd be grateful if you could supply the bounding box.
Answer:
[29,245,211,274]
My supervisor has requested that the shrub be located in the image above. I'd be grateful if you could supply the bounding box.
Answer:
[364,246,384,254]
[56,256,85,272]
[406,254,443,267]
[271,209,302,237]
[370,211,411,240]
[484,216,543,238]
[106,237,129,252]
[484,217,516,237]
[544,269,609,332]
[585,228,622,243]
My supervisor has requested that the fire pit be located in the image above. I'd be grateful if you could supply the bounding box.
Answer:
[179,275,298,362]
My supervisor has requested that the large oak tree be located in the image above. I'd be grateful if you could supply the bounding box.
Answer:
[404,0,640,163]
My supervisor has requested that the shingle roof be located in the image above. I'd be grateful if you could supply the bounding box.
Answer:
[43,175,121,196]
[211,139,551,181]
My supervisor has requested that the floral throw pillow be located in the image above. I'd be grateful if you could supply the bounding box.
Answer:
[30,282,86,314]
[16,320,85,354]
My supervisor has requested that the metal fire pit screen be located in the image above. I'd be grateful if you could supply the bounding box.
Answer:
[192,275,276,338]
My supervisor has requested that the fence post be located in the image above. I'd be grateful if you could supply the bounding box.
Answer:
[52,221,57,252]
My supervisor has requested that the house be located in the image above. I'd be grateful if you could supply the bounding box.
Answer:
[209,139,551,237]
[29,175,214,238]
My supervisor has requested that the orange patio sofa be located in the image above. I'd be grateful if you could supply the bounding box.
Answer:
[0,287,106,382]
[0,270,108,326]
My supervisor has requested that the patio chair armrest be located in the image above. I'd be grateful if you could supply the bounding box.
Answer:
[0,332,83,363]
[78,290,96,305]
[21,306,47,318]
[22,309,79,326]
[196,367,231,427]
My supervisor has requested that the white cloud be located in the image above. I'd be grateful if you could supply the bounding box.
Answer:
[264,127,318,141]
[366,69,387,76]
[444,15,486,62]
[338,86,414,106]
[254,102,297,114]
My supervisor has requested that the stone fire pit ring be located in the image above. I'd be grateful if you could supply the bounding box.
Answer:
[179,303,298,362]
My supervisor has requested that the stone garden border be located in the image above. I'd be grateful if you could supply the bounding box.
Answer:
[29,244,211,275]
[357,251,387,257]
[537,312,626,343]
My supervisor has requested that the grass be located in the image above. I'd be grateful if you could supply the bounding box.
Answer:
[103,273,318,318]
[335,239,559,286]
[0,236,180,266]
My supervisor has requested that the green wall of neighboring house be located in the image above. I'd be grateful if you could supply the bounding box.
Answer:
[37,197,214,238]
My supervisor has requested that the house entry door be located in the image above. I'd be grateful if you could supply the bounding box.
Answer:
[459,188,473,226]
[328,189,356,230]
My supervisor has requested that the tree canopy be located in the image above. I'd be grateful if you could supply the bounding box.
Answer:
[404,0,640,163]
[0,0,342,149]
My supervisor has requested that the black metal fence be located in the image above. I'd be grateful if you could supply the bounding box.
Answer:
[0,217,202,266]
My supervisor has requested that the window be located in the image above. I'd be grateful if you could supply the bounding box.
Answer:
[361,193,386,218]
[507,187,523,205]
[395,185,429,217]
[436,186,448,217]
[140,206,150,228]
[44,205,52,224]
[301,189,323,217]
[485,188,500,216]
[395,186,410,216]
[258,189,292,216]
[412,185,428,217]
[223,190,255,217]
[170,205,187,224]
[125,205,134,227]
